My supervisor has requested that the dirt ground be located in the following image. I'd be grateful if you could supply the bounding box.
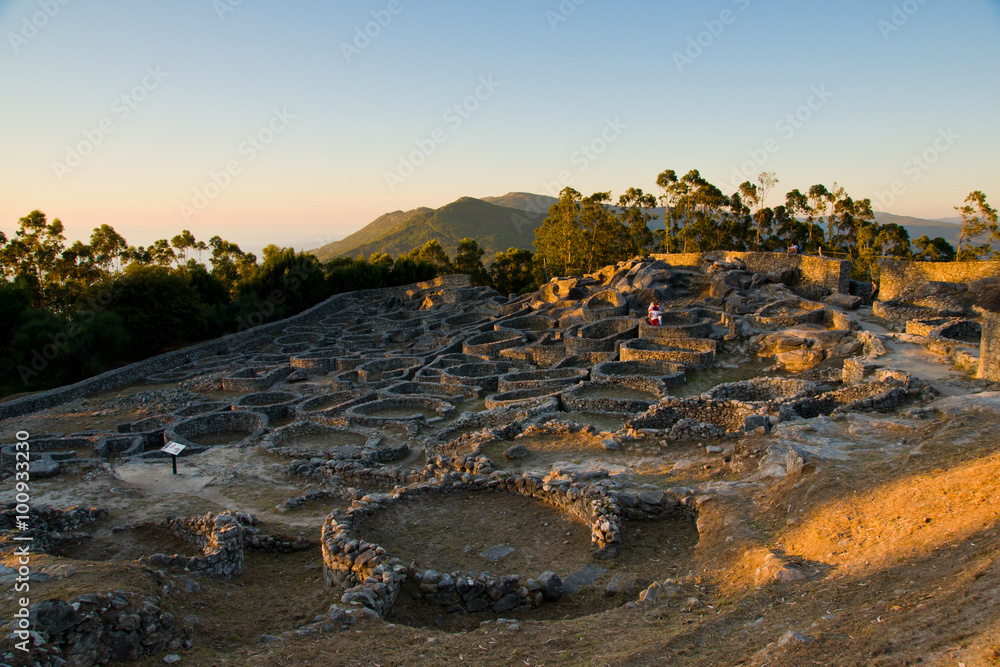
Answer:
[3,333,1000,666]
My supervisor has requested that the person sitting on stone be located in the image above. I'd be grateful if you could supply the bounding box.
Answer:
[648,301,662,326]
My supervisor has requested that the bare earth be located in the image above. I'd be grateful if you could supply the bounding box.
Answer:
[2,333,1000,666]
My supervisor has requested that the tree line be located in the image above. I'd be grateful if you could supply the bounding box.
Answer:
[3,182,996,394]
[0,212,440,394]
[532,170,998,283]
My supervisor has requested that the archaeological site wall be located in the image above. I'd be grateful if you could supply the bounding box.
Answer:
[653,252,850,294]
[0,275,471,422]
[879,260,1000,301]
[978,307,1000,382]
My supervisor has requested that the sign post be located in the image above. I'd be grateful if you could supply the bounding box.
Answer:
[161,441,186,475]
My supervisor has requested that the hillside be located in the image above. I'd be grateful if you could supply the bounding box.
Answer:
[873,211,962,248]
[310,192,968,263]
[481,192,558,215]
[309,197,543,262]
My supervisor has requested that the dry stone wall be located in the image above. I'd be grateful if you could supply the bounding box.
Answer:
[653,251,850,294]
[9,592,193,666]
[880,260,1000,301]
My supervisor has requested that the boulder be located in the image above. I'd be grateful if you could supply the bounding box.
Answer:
[793,284,831,301]
[503,444,529,460]
[824,293,862,310]
[537,571,563,601]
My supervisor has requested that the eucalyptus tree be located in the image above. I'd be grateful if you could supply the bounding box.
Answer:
[956,190,999,260]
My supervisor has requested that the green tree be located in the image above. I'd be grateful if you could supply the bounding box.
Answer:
[410,239,452,271]
[534,187,584,277]
[912,235,956,262]
[956,190,999,260]
[90,224,128,273]
[171,229,198,264]
[0,210,67,308]
[617,187,657,257]
[103,264,209,356]
[655,169,681,251]
[453,238,490,286]
[807,184,833,249]
[490,248,536,295]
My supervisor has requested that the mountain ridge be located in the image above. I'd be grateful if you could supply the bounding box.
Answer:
[309,192,966,262]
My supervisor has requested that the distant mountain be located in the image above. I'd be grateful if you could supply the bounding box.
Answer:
[481,192,558,215]
[873,212,962,248]
[309,196,544,262]
[309,192,969,263]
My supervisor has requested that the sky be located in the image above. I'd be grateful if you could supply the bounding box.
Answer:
[1,0,998,257]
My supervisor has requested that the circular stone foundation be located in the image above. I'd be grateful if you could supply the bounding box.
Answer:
[344,397,455,426]
[260,421,397,461]
[165,410,269,449]
[296,390,378,419]
[235,391,301,420]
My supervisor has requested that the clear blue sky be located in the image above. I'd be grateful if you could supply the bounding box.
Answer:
[2,0,998,256]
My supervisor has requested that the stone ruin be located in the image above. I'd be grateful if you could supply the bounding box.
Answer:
[2,252,997,664]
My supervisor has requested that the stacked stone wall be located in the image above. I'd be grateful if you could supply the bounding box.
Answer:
[879,260,1000,301]
[654,251,850,293]
[0,274,470,421]
[978,309,1000,381]
[12,592,192,666]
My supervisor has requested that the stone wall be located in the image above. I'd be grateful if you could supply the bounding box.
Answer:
[978,309,1000,381]
[0,274,471,422]
[879,260,1000,301]
[124,511,247,579]
[653,251,851,294]
[9,592,193,666]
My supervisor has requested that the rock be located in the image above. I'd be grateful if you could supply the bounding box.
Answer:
[777,630,812,646]
[638,581,661,604]
[28,458,61,477]
[672,459,694,471]
[775,349,826,372]
[537,571,564,601]
[163,655,182,664]
[492,594,521,613]
[503,444,528,460]
[682,597,705,612]
[778,268,801,286]
[603,574,639,597]
[601,438,620,451]
[824,293,862,310]
[285,370,308,382]
[785,449,805,476]
[258,634,284,644]
[743,414,770,433]
[775,567,806,582]
[29,599,76,636]
[480,545,516,562]
[793,284,830,301]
